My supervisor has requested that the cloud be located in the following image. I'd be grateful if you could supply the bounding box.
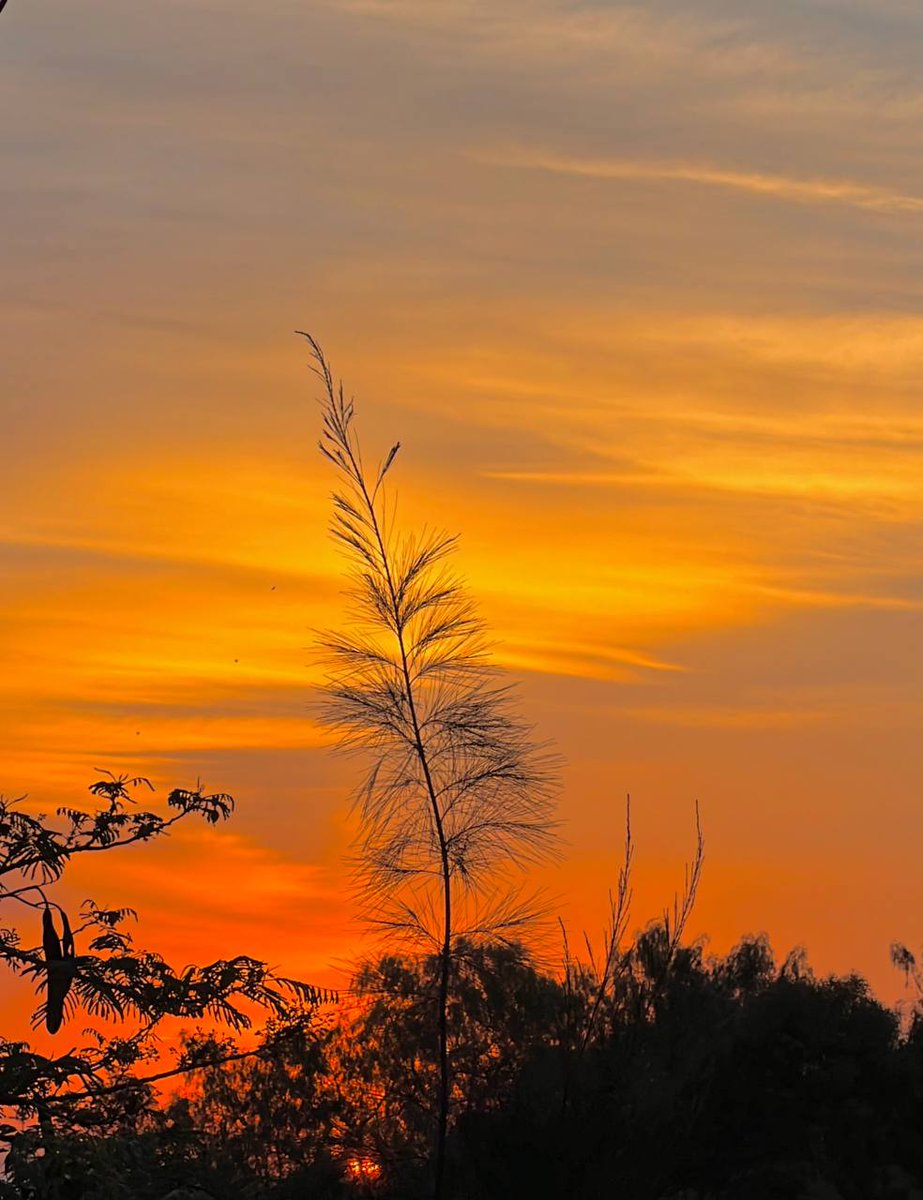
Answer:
[61,826,350,983]
[501,637,689,683]
[478,147,923,215]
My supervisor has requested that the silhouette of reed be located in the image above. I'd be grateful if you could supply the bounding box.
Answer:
[301,332,559,1198]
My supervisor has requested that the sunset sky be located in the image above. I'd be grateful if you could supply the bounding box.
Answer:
[3,0,923,1023]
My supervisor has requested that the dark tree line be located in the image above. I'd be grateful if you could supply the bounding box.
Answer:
[6,926,923,1200]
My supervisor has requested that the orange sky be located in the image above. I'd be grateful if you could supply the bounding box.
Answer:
[3,0,923,1031]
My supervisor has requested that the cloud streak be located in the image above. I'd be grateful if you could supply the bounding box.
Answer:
[480,147,923,215]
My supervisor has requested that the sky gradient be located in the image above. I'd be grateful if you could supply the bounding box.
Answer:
[2,0,923,1019]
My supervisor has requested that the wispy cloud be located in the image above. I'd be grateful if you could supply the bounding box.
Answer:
[478,147,923,215]
[501,637,689,683]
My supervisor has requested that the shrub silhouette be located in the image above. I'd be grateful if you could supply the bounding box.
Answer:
[11,931,923,1200]
[0,774,333,1193]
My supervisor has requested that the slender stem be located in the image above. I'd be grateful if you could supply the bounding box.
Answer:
[344,434,453,1200]
[40,1045,270,1108]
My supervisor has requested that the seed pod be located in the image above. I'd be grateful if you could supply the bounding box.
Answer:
[41,906,61,963]
[42,907,76,1035]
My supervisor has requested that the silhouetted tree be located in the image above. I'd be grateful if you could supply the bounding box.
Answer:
[18,924,920,1200]
[174,1018,342,1191]
[0,772,334,1191]
[303,334,559,1197]
[329,940,562,1192]
[452,934,912,1200]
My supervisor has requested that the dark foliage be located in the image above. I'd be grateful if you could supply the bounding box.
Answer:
[453,933,916,1200]
[7,928,923,1199]
[0,773,335,1196]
